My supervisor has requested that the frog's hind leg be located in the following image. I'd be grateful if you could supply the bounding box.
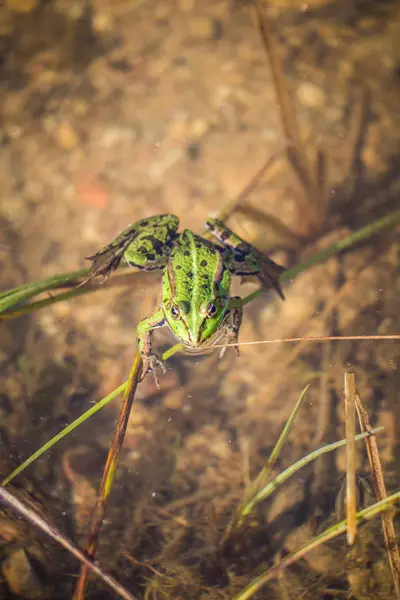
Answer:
[206,218,285,299]
[82,214,179,285]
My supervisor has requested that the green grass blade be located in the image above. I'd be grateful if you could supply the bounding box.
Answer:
[0,268,88,313]
[1,382,127,486]
[243,210,400,306]
[235,385,310,529]
[268,384,310,469]
[240,427,383,518]
[234,491,400,600]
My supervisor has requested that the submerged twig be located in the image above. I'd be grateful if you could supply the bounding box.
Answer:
[0,485,137,600]
[73,352,143,600]
[253,0,328,232]
[354,378,400,598]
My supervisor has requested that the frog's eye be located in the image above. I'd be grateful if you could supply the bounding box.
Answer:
[170,304,180,319]
[206,302,217,318]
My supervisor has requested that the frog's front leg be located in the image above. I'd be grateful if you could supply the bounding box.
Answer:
[219,296,243,359]
[136,308,167,386]
[83,214,179,285]
[206,218,285,299]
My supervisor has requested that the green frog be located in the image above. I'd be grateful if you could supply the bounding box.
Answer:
[84,214,285,384]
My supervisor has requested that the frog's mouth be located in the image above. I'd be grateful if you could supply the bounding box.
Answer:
[170,327,225,355]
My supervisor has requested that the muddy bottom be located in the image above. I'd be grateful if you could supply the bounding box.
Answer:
[0,1,399,599]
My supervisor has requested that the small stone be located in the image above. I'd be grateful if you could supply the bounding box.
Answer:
[297,82,326,108]
[2,549,44,599]
[190,17,213,39]
[92,12,112,33]
[56,121,79,150]
[6,0,39,13]
[179,0,194,11]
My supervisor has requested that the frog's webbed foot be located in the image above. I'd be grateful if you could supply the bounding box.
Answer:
[256,255,285,300]
[219,299,243,359]
[140,353,167,388]
[207,218,285,299]
[137,309,167,388]
[78,214,179,288]
[80,247,125,286]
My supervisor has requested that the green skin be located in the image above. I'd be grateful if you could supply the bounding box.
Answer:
[85,214,285,384]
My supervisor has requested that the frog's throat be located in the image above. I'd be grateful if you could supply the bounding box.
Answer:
[169,327,225,354]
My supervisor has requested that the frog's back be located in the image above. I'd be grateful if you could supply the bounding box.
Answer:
[167,230,230,305]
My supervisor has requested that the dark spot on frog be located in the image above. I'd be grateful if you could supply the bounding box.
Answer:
[146,253,155,261]
[187,272,193,279]
[178,300,191,314]
[234,254,246,263]
[184,250,190,257]
[140,220,149,227]
[201,274,208,280]
[175,265,181,270]
[201,284,208,290]
[207,221,215,231]
[200,259,207,267]
[220,231,229,241]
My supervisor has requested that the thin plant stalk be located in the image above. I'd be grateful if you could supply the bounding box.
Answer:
[0,485,137,600]
[224,384,310,544]
[243,209,400,306]
[354,383,400,597]
[344,373,357,544]
[73,352,143,600]
[1,382,128,486]
[233,491,400,600]
[238,428,382,520]
[253,0,327,229]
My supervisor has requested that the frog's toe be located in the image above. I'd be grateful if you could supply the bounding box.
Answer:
[219,341,239,359]
[258,258,285,299]
[141,355,166,388]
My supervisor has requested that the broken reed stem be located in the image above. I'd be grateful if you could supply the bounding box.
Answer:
[344,373,357,544]
[354,379,400,598]
[73,352,143,600]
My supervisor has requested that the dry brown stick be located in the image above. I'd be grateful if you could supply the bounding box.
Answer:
[253,0,299,146]
[354,380,400,598]
[0,485,137,600]
[344,373,357,544]
[73,351,143,600]
[253,0,326,230]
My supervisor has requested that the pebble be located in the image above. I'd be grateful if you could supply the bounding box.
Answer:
[2,549,44,599]
[297,81,326,108]
[189,17,213,39]
[56,121,79,150]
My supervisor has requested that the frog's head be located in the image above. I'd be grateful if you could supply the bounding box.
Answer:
[161,259,231,351]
